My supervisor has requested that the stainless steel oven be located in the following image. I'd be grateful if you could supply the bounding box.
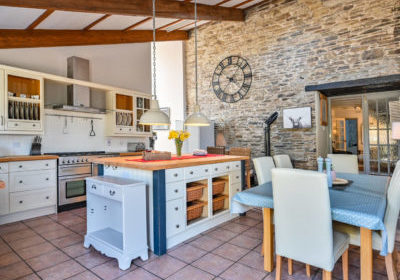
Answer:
[58,164,92,206]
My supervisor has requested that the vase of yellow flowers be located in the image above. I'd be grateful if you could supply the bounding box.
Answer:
[168,130,190,157]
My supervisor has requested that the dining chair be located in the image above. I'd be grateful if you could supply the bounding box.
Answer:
[271,168,349,280]
[327,154,359,174]
[253,156,275,184]
[207,146,226,155]
[334,161,400,280]
[229,147,252,188]
[273,154,293,168]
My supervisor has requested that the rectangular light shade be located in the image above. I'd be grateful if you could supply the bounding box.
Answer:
[392,122,400,139]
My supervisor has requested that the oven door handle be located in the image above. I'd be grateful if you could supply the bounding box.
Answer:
[58,174,92,182]
[59,164,92,176]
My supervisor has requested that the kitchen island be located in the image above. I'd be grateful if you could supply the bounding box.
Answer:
[91,154,248,256]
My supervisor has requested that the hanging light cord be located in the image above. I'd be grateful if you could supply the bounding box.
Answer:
[194,0,198,105]
[152,0,157,100]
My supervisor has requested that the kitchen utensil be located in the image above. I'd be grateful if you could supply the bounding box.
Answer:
[29,104,34,120]
[126,113,132,126]
[8,92,15,97]
[333,178,350,186]
[34,104,39,120]
[30,135,42,155]
[19,103,24,119]
[89,120,96,136]
[20,94,27,98]
[122,113,128,126]
[116,112,123,126]
[8,101,14,119]
[31,95,39,100]
[15,102,20,119]
[24,103,29,120]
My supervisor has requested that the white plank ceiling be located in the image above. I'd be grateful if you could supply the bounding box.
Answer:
[0,0,263,31]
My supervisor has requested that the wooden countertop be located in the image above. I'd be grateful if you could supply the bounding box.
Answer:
[0,155,59,162]
[119,152,143,156]
[91,154,248,171]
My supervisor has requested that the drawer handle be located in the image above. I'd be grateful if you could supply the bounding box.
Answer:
[19,165,23,168]
[14,123,18,126]
[46,196,49,199]
[109,190,116,196]
[46,178,49,181]
[19,200,23,204]
[175,207,179,211]
[176,224,180,229]
[189,171,194,175]
[215,168,218,171]
[227,166,230,169]
[236,188,240,192]
[173,173,178,177]
[19,180,23,184]
[236,176,239,179]
[104,205,107,210]
[174,189,178,193]
[205,169,208,172]
[45,163,49,166]
[92,185,97,190]
[32,124,36,127]
[90,208,94,214]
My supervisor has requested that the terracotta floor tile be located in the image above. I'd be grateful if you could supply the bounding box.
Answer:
[1,229,38,242]
[238,250,266,272]
[23,216,54,228]
[213,243,250,262]
[33,223,66,234]
[0,261,33,279]
[91,259,136,280]
[166,265,213,280]
[228,234,261,250]
[37,259,86,280]
[18,274,41,280]
[40,228,74,241]
[117,268,161,280]
[26,250,70,271]
[9,235,46,250]
[233,216,260,227]
[58,216,86,227]
[0,240,12,255]
[245,210,263,221]
[205,228,238,242]
[220,262,266,280]
[192,253,234,276]
[0,252,21,267]
[168,244,207,263]
[51,233,83,248]
[142,255,186,279]
[242,226,263,240]
[69,222,87,235]
[76,251,110,269]
[62,243,92,258]
[0,222,28,234]
[17,242,57,260]
[133,250,159,266]
[47,212,75,222]
[67,270,101,280]
[188,235,223,251]
[221,222,250,233]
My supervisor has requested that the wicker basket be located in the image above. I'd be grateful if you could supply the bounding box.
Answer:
[213,195,227,212]
[187,201,206,221]
[212,179,227,195]
[186,183,207,202]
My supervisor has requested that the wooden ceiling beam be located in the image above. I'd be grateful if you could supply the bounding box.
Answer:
[0,29,189,49]
[0,0,244,21]
[123,17,152,31]
[83,14,111,30]
[26,8,54,30]
[157,19,183,30]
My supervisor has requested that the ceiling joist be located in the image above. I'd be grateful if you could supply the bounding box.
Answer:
[0,29,189,49]
[0,0,245,21]
[26,8,54,30]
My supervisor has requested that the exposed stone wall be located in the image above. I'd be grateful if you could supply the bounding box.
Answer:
[185,0,400,169]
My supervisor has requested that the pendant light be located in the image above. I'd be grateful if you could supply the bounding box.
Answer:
[139,0,171,126]
[184,0,210,127]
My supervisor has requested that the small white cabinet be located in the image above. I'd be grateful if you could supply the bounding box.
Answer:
[84,176,148,270]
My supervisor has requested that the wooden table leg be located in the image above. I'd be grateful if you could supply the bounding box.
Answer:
[360,227,373,280]
[263,208,274,272]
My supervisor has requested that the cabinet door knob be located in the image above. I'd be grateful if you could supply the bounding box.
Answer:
[14,123,18,126]
[236,188,240,192]
[109,190,116,196]
[175,207,178,211]
[92,185,97,190]
[227,166,230,169]
[90,208,94,214]
[173,173,178,177]
[46,178,49,181]
[176,224,180,228]
[189,171,194,175]
[174,189,178,193]
[205,169,208,172]
[215,168,218,171]
[236,176,239,179]
[45,163,49,166]
[19,200,23,204]
[19,165,23,168]
[19,180,23,184]
[46,196,49,199]
[32,124,36,127]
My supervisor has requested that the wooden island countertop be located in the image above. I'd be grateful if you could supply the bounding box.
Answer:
[0,155,59,162]
[91,154,248,171]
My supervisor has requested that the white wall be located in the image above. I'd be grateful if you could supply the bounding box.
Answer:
[153,41,186,153]
[0,43,152,155]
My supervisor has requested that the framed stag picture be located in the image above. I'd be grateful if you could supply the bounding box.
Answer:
[283,107,312,129]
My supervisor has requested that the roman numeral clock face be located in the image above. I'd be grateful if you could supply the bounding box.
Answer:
[212,56,252,103]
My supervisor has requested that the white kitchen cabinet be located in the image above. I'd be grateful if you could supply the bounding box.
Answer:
[85,176,148,270]
[105,91,152,137]
[1,69,44,134]
[0,173,9,216]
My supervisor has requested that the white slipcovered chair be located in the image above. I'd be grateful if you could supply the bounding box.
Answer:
[271,168,349,280]
[273,155,293,168]
[253,156,275,185]
[334,160,400,280]
[327,154,359,174]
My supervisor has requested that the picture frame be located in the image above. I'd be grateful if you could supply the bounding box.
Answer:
[283,106,312,129]
[152,107,170,130]
[320,94,328,126]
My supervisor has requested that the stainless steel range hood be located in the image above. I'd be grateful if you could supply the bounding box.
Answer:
[52,56,106,114]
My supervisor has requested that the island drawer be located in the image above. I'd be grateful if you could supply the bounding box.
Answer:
[230,161,241,171]
[184,165,209,180]
[87,181,104,196]
[9,160,56,172]
[230,170,242,184]
[166,182,185,201]
[0,163,8,174]
[230,182,242,200]
[104,185,122,201]
[166,168,184,183]
[10,188,56,213]
[10,170,56,192]
[166,198,185,237]
[211,162,231,174]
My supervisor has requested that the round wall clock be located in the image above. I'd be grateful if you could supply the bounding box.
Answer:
[212,56,252,103]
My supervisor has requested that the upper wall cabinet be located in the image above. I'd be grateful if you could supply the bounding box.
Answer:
[105,91,151,137]
[0,69,44,134]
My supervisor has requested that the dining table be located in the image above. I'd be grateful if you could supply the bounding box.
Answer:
[231,172,390,280]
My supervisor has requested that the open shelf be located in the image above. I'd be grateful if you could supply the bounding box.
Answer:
[212,176,229,215]
[136,97,151,132]
[7,74,41,99]
[90,227,123,252]
[186,179,208,226]
[116,94,133,111]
